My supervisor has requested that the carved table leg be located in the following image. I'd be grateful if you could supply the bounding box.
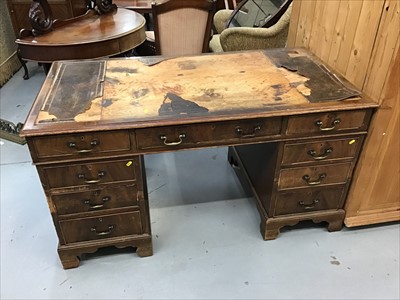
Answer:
[17,50,29,80]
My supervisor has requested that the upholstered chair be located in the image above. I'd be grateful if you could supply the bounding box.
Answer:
[209,3,292,52]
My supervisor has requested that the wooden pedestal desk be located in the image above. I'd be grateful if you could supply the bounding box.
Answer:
[21,48,377,268]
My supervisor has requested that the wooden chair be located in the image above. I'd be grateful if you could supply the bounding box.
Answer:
[146,0,217,56]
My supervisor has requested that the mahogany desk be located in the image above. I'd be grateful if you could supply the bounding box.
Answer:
[21,49,377,269]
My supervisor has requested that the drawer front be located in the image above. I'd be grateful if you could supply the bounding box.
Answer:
[52,184,139,215]
[59,211,143,244]
[286,110,367,135]
[42,158,138,189]
[274,187,345,216]
[281,137,362,165]
[135,118,281,150]
[31,130,132,161]
[278,163,352,190]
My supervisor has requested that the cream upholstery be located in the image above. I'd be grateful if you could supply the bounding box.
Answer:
[157,8,209,55]
[209,4,292,52]
[147,0,216,56]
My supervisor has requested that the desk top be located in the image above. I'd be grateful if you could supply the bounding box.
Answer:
[22,48,377,136]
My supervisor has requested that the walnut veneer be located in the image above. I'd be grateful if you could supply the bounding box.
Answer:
[21,48,377,268]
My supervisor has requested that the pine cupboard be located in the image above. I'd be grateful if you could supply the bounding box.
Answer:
[287,0,399,226]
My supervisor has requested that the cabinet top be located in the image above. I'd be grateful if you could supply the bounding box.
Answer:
[21,48,377,136]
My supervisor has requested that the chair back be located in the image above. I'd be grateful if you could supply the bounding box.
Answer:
[226,0,292,29]
[152,0,216,55]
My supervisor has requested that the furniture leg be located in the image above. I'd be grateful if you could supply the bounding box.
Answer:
[136,244,153,257]
[260,210,346,240]
[17,50,29,80]
[42,63,52,74]
[57,250,81,269]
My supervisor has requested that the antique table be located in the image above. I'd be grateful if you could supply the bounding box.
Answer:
[16,7,146,70]
[21,48,377,268]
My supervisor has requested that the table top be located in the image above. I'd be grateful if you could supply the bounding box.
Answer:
[16,8,145,46]
[16,8,146,62]
[22,48,377,136]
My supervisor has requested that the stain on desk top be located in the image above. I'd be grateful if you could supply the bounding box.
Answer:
[34,49,360,125]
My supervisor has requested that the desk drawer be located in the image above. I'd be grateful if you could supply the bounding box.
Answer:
[59,211,143,244]
[278,163,352,190]
[52,184,139,215]
[286,110,367,135]
[281,137,362,166]
[41,158,138,189]
[135,118,281,150]
[30,130,133,162]
[274,187,344,216]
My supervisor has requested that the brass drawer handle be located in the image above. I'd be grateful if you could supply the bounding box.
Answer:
[67,140,100,153]
[298,199,319,210]
[160,133,186,146]
[315,119,340,131]
[77,171,106,184]
[84,196,110,209]
[307,147,333,160]
[236,125,261,138]
[302,173,326,185]
[91,225,114,236]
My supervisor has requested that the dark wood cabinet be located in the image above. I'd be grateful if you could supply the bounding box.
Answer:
[6,0,87,37]
[229,110,371,240]
[28,134,152,269]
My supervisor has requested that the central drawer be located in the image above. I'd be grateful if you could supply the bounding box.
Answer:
[41,158,138,189]
[59,211,143,244]
[52,184,139,215]
[135,118,281,150]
